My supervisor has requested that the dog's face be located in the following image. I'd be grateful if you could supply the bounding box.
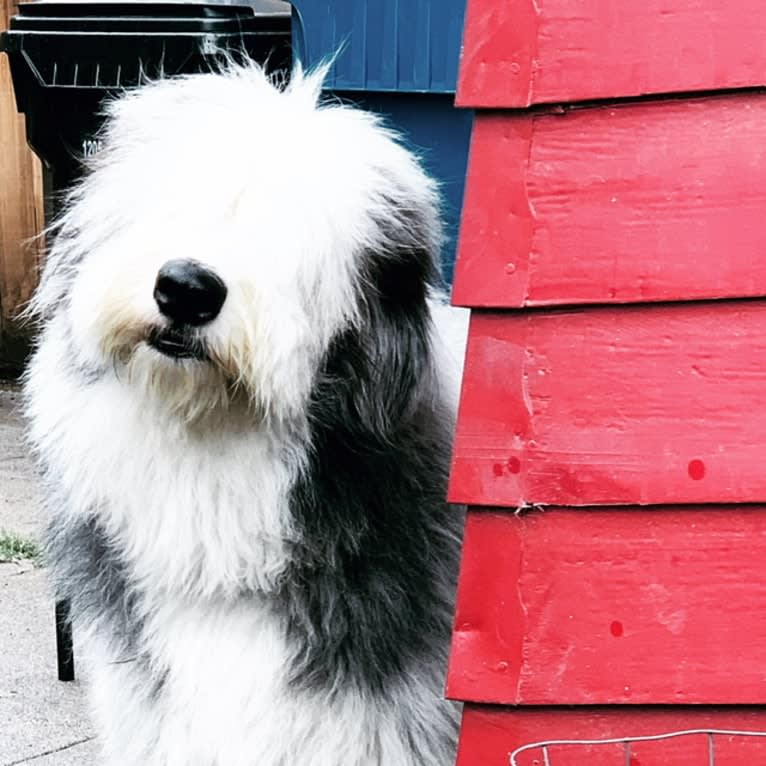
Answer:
[35,66,442,423]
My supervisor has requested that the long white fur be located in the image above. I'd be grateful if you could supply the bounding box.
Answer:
[26,63,468,766]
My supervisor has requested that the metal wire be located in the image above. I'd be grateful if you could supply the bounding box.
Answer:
[509,727,766,765]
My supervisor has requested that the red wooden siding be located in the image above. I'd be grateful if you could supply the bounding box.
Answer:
[448,509,766,705]
[456,704,766,765]
[452,95,766,309]
[457,0,766,108]
[449,305,766,508]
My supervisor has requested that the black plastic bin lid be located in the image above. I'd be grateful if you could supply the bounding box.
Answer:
[1,1,291,89]
[6,1,290,34]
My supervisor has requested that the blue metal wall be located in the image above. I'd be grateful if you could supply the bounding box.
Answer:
[290,0,472,283]
[291,0,466,93]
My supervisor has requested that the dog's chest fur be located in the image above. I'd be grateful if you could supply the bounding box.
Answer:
[32,337,460,765]
[31,329,297,597]
[90,597,457,766]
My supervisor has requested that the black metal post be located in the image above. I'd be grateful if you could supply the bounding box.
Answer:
[55,598,75,681]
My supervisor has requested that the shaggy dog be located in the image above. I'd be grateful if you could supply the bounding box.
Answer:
[23,63,469,765]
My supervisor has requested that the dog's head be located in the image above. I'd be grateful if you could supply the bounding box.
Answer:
[32,64,443,426]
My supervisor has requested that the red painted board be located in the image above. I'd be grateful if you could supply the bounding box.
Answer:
[449,304,766,508]
[447,509,766,705]
[456,704,766,766]
[451,96,766,309]
[457,0,766,108]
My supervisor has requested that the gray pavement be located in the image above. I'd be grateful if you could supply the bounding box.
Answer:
[0,384,43,538]
[0,383,98,765]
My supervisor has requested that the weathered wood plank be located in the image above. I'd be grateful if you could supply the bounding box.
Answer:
[457,0,766,107]
[457,704,766,765]
[0,0,43,371]
[452,96,766,308]
[450,304,766,508]
[448,509,766,705]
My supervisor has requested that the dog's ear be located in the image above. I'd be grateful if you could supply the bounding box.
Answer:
[315,202,441,445]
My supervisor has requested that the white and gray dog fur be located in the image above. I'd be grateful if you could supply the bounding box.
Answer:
[23,62,469,765]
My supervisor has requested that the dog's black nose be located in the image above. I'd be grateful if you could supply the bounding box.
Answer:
[154,259,227,326]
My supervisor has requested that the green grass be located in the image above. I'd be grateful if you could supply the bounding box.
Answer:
[0,531,42,565]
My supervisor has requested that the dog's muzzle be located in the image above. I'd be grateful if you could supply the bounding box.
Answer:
[147,325,207,360]
[149,259,227,359]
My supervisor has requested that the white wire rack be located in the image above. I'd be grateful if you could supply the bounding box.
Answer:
[509,728,766,765]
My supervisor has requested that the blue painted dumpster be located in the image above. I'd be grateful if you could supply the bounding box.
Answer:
[291,0,472,284]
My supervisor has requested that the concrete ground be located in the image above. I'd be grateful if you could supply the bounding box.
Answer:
[0,382,99,765]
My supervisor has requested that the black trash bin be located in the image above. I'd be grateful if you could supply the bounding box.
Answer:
[1,0,291,219]
[0,0,291,683]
